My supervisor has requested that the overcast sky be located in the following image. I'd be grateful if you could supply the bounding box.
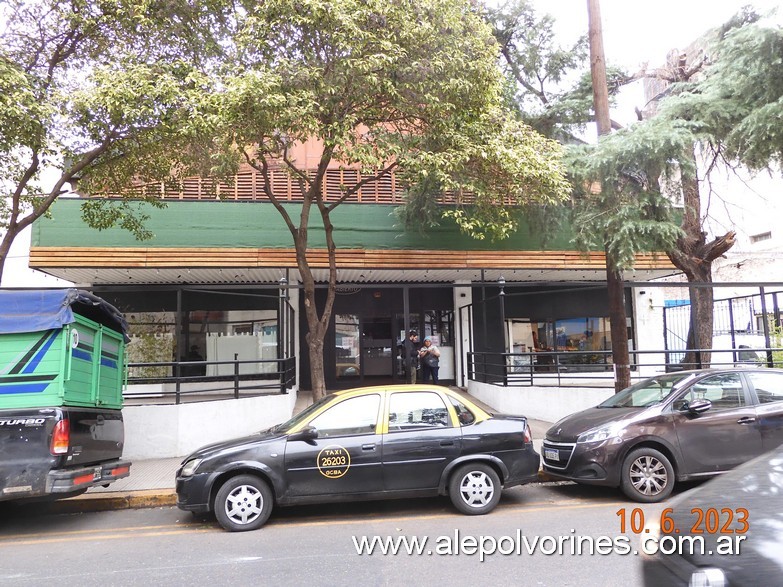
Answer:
[529,0,780,70]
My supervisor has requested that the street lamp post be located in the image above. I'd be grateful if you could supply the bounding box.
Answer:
[278,277,288,361]
[499,276,506,385]
[498,276,506,351]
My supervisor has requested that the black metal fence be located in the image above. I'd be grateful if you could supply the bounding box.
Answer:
[468,346,783,388]
[125,356,296,404]
[664,289,782,364]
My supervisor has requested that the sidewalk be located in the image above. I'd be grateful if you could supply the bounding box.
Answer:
[46,389,553,513]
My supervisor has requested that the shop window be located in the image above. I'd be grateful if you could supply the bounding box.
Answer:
[125,311,176,378]
[423,310,453,346]
[527,317,615,370]
[532,317,611,352]
[336,314,360,379]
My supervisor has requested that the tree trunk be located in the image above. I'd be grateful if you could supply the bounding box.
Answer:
[303,206,339,402]
[307,334,327,400]
[253,146,379,401]
[683,281,714,368]
[0,230,13,284]
[607,256,631,391]
[298,245,329,402]
[667,156,736,368]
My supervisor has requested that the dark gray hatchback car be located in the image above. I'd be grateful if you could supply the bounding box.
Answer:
[542,369,783,502]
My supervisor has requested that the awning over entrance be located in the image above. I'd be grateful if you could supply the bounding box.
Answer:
[29,247,677,286]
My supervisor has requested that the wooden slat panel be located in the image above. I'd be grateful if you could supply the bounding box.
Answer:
[30,246,675,272]
[92,168,408,205]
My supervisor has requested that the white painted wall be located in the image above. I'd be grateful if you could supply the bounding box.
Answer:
[468,380,614,424]
[632,286,667,376]
[122,391,298,460]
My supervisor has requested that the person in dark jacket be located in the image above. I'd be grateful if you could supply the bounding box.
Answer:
[403,330,419,384]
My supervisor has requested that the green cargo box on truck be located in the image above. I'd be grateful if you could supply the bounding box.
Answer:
[0,289,132,501]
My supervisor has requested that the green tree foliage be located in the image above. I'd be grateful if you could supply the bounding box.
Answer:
[487,0,632,139]
[181,0,570,397]
[487,0,589,136]
[566,117,687,270]
[0,0,228,282]
[660,17,783,171]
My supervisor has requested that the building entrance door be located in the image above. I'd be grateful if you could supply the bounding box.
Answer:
[362,318,394,380]
[334,314,395,385]
[335,314,361,383]
[320,288,455,390]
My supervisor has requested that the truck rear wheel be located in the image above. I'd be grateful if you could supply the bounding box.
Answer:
[214,474,273,532]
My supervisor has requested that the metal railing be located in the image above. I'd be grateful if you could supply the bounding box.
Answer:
[125,356,296,404]
[468,347,783,388]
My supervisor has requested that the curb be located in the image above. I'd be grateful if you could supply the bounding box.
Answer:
[36,489,177,515]
[23,470,560,516]
[536,468,560,483]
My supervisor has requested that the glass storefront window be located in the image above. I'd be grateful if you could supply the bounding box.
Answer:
[189,309,279,376]
[125,311,176,378]
[555,317,610,352]
[100,288,283,380]
[531,317,611,352]
[521,317,615,371]
[336,314,360,379]
[424,310,453,346]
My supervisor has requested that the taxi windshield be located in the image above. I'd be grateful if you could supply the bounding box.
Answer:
[599,372,696,408]
[273,394,335,434]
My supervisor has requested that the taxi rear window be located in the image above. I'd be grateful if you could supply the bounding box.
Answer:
[388,392,451,431]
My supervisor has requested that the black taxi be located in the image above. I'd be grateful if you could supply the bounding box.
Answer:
[176,385,540,531]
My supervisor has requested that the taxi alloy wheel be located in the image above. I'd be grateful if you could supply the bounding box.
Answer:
[620,447,675,503]
[214,474,273,532]
[449,463,501,515]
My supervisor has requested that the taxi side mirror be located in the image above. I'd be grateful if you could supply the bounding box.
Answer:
[288,426,319,442]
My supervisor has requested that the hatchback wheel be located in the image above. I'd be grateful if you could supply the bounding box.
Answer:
[214,474,273,532]
[620,448,674,503]
[449,463,502,515]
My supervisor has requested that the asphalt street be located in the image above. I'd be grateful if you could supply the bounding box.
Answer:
[0,482,672,587]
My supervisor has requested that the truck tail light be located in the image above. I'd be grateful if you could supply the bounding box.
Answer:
[50,419,70,455]
[109,465,130,477]
[523,423,532,444]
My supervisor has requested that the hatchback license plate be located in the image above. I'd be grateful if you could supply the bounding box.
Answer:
[544,449,559,461]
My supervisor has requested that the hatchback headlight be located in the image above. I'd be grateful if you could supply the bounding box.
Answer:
[577,423,624,444]
[180,458,202,477]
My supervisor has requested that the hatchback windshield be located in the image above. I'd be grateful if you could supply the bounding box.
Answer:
[599,372,696,408]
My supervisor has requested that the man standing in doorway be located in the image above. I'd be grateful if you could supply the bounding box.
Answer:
[404,330,419,384]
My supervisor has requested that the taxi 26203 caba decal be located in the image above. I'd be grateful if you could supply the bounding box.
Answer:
[176,385,540,531]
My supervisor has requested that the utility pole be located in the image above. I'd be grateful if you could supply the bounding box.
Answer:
[587,0,631,392]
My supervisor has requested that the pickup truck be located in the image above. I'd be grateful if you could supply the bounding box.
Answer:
[0,289,131,501]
